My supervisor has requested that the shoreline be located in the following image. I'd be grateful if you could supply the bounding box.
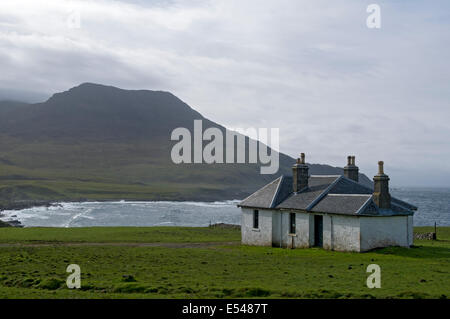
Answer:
[0,198,242,212]
[0,199,241,228]
[0,200,55,211]
[0,200,56,227]
[0,197,447,229]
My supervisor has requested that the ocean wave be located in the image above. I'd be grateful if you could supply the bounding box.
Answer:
[63,208,94,228]
[3,195,445,228]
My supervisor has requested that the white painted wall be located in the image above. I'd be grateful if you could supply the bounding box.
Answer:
[408,216,414,246]
[360,216,411,251]
[271,211,282,247]
[272,211,310,248]
[271,211,288,248]
[241,207,413,252]
[292,212,310,248]
[331,215,361,252]
[241,208,272,246]
[323,215,332,250]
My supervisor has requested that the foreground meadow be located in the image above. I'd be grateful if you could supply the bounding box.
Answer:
[0,226,448,299]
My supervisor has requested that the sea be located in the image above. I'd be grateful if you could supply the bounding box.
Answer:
[0,187,448,228]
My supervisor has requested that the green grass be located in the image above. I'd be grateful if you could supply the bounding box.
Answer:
[0,227,240,244]
[0,227,448,299]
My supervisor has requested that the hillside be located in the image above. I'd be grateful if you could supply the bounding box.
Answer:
[0,83,372,206]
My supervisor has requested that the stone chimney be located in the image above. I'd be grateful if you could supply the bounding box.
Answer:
[344,155,359,182]
[293,153,309,193]
[373,161,391,209]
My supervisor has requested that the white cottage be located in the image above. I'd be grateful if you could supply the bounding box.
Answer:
[238,154,417,252]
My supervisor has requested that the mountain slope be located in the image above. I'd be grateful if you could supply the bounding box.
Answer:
[0,83,371,205]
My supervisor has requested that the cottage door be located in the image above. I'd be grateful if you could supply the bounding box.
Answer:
[314,215,323,247]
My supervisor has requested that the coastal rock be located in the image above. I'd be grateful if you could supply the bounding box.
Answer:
[413,232,436,240]
[0,220,12,227]
[0,219,23,228]
[6,220,23,227]
[209,223,240,230]
[0,200,53,211]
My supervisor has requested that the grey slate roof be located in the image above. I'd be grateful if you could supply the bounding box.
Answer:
[277,176,339,210]
[238,175,417,217]
[239,177,282,209]
[311,194,372,215]
[328,177,372,195]
[272,176,293,207]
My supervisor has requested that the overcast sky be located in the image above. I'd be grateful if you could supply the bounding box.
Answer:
[0,0,449,186]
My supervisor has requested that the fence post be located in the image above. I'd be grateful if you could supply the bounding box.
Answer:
[433,222,437,240]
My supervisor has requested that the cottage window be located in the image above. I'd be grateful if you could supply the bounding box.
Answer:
[289,213,296,234]
[253,210,259,229]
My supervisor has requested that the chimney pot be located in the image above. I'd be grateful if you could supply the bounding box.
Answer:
[373,161,391,209]
[344,155,359,182]
[378,161,384,175]
[293,152,309,192]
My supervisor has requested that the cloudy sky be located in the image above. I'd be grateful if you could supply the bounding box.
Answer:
[0,0,449,186]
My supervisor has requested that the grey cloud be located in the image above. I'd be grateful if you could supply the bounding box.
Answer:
[0,0,449,186]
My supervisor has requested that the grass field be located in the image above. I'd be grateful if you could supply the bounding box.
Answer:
[0,226,448,299]
[0,226,240,244]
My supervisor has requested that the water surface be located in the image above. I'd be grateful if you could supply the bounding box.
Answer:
[0,188,448,227]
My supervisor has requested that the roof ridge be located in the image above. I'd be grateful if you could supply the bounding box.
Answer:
[340,175,374,191]
[305,175,343,211]
[310,175,341,177]
[328,194,372,197]
[340,175,418,211]
[355,195,375,215]
[269,175,284,208]
[239,176,282,204]
[391,197,418,211]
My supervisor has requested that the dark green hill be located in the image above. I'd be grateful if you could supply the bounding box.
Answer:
[0,83,207,140]
[0,83,371,206]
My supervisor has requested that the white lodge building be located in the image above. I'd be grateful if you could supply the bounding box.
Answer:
[238,154,417,252]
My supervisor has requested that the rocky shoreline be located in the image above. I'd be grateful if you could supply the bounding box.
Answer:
[0,212,23,227]
[0,219,23,228]
[0,200,54,211]
[0,199,242,228]
[0,200,55,227]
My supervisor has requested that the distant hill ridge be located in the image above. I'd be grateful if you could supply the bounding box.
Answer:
[0,83,372,205]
